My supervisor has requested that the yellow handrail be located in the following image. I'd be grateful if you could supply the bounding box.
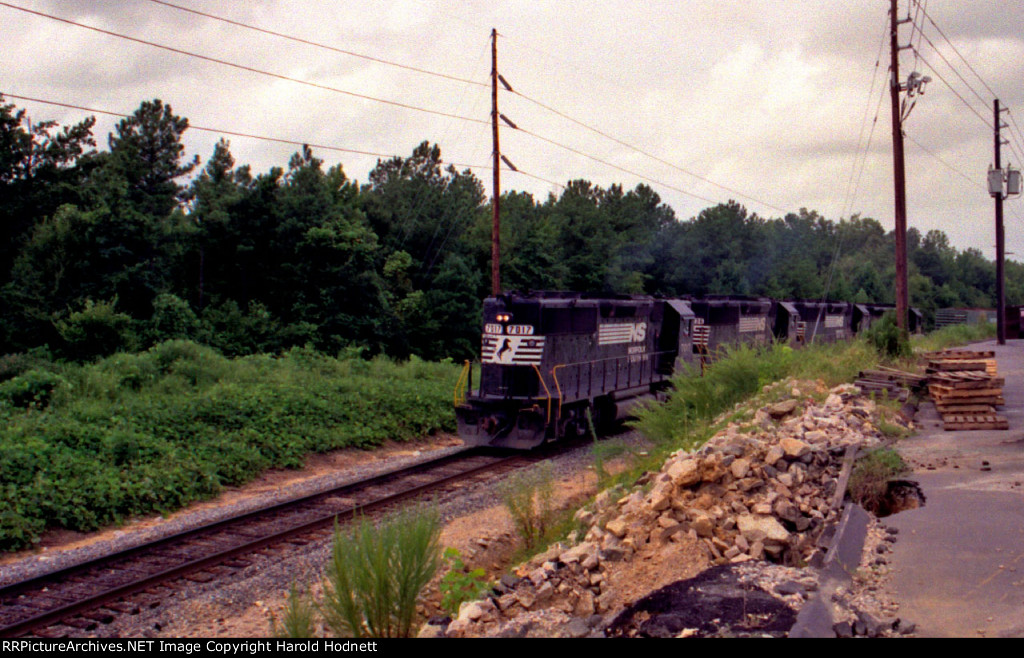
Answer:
[552,364,566,420]
[453,360,471,407]
[532,364,554,424]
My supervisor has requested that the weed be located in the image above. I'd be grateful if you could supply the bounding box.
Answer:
[912,321,997,353]
[270,583,318,638]
[864,311,912,359]
[0,343,461,551]
[499,463,556,551]
[438,548,492,616]
[320,508,441,638]
[848,448,908,515]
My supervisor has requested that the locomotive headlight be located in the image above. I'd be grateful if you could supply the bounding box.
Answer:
[496,313,513,323]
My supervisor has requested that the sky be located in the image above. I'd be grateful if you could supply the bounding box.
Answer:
[4,0,1024,261]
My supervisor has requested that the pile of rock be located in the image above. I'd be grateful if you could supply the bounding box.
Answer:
[436,382,910,638]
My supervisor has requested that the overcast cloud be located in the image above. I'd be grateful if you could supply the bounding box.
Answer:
[5,0,1024,261]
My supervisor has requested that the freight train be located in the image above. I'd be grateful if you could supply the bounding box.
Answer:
[453,292,921,449]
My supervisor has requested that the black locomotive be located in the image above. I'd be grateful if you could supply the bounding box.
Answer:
[453,291,919,449]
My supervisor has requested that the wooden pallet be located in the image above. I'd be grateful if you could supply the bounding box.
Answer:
[921,350,995,360]
[926,359,996,373]
[943,414,1008,431]
[935,404,996,415]
[928,371,1004,388]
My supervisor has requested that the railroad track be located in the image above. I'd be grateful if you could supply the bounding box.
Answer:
[0,446,531,638]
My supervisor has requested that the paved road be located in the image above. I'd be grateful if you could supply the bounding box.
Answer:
[887,339,1024,638]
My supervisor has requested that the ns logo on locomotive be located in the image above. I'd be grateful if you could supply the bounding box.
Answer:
[454,291,920,450]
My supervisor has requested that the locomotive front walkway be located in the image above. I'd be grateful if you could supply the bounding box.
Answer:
[887,339,1024,637]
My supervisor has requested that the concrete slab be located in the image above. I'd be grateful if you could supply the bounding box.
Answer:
[887,339,1024,638]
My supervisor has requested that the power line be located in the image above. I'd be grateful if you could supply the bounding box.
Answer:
[0,91,495,171]
[0,2,488,126]
[905,130,985,191]
[916,1,999,101]
[915,28,992,113]
[840,12,890,220]
[912,47,993,130]
[506,124,721,208]
[143,0,487,89]
[510,87,789,214]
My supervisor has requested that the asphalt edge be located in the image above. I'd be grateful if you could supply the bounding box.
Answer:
[789,502,871,638]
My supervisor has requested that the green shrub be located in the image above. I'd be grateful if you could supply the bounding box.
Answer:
[848,448,908,514]
[438,548,492,616]
[864,311,911,359]
[271,583,318,638]
[320,509,441,638]
[0,347,56,383]
[0,369,67,409]
[0,348,460,551]
[499,463,556,551]
[55,298,139,361]
[148,293,201,344]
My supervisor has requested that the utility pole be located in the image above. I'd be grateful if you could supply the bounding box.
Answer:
[889,0,910,330]
[490,28,501,297]
[994,99,1007,344]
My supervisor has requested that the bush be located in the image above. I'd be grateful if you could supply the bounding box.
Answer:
[438,548,492,616]
[0,346,461,551]
[0,369,67,409]
[55,298,138,361]
[864,311,911,359]
[148,293,201,344]
[499,463,556,551]
[270,583,318,638]
[848,448,908,514]
[320,509,441,638]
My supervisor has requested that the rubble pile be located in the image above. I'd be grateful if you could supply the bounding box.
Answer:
[436,381,912,638]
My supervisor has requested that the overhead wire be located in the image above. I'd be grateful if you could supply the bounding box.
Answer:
[143,0,488,88]
[505,124,720,207]
[840,11,891,221]
[510,87,789,215]
[823,12,891,304]
[0,2,488,126]
[904,131,986,191]
[1,92,494,174]
[916,1,999,100]
[911,48,993,131]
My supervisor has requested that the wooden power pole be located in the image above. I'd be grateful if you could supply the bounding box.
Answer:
[889,0,910,330]
[994,99,1006,344]
[490,28,501,297]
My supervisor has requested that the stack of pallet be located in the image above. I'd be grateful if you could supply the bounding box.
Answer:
[924,350,1007,430]
[855,367,927,400]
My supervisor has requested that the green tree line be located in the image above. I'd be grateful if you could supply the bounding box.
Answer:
[1,95,1019,362]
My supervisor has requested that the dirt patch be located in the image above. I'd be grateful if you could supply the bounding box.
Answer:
[875,480,926,517]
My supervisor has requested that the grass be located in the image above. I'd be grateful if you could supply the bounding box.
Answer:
[320,509,441,638]
[911,321,997,353]
[0,341,460,551]
[498,462,557,552]
[632,339,878,451]
[847,448,908,515]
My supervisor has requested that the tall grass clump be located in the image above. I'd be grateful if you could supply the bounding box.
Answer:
[632,339,878,450]
[499,462,557,551]
[270,583,318,638]
[320,509,441,638]
[913,321,996,353]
